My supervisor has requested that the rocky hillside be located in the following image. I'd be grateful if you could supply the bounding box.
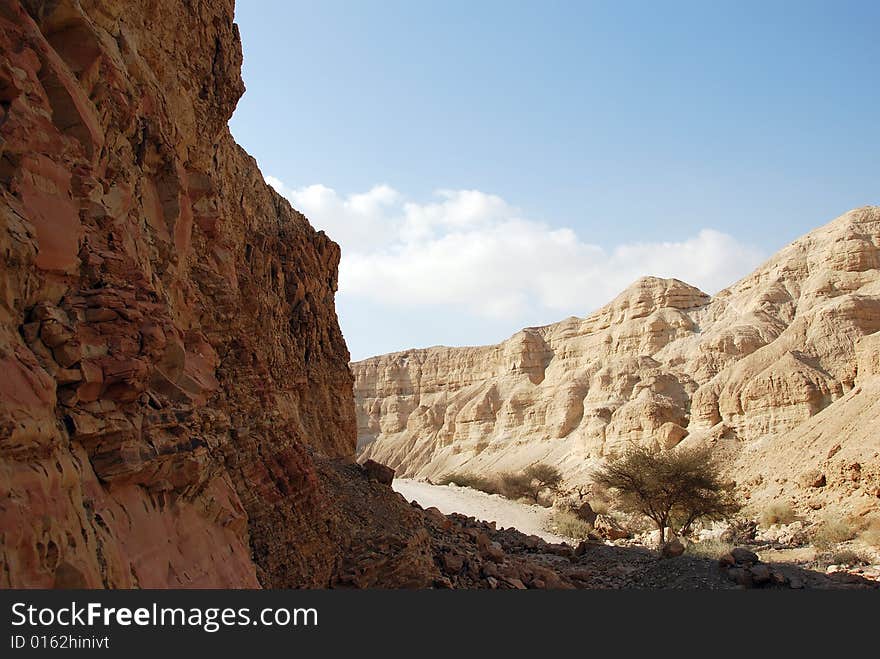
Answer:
[356,207,880,516]
[0,0,460,589]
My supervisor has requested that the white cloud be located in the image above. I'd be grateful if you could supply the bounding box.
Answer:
[267,177,766,323]
[266,177,401,251]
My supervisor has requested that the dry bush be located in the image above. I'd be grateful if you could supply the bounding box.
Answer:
[686,538,734,559]
[500,464,563,504]
[439,463,565,504]
[721,517,758,544]
[589,498,611,516]
[829,549,869,567]
[526,463,564,496]
[499,472,533,500]
[550,510,594,540]
[758,502,797,527]
[586,482,613,515]
[570,483,612,515]
[437,472,500,495]
[810,516,857,551]
[858,517,880,548]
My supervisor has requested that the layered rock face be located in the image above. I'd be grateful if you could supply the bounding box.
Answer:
[356,207,880,513]
[0,0,437,588]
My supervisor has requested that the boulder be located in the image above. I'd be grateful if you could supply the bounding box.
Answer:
[362,459,395,485]
[756,521,808,546]
[440,553,464,574]
[575,501,598,525]
[720,519,758,544]
[750,564,772,585]
[727,567,753,587]
[423,506,447,524]
[730,547,760,565]
[771,570,789,586]
[593,514,629,540]
[521,534,543,550]
[574,538,602,556]
[660,537,685,558]
[483,541,505,563]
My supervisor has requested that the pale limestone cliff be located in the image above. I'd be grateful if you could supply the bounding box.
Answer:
[356,207,880,513]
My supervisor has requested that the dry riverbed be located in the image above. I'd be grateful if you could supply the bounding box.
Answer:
[392,478,572,544]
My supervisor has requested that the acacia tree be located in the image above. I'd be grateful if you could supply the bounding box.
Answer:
[525,463,563,501]
[593,445,740,546]
[501,463,564,503]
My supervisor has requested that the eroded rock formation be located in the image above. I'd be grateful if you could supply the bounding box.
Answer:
[0,0,432,588]
[356,207,880,515]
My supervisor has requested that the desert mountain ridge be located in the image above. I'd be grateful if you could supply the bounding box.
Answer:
[356,206,880,518]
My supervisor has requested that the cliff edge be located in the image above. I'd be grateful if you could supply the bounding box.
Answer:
[0,0,433,588]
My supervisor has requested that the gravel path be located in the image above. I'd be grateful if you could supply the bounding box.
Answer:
[392,479,571,544]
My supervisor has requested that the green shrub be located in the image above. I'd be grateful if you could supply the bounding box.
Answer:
[758,502,797,527]
[550,510,594,541]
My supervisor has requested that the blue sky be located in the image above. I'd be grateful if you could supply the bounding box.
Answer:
[230,1,880,360]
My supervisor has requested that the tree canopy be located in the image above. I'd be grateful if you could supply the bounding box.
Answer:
[593,445,740,545]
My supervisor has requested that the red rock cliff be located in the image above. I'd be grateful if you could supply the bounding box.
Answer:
[0,0,437,588]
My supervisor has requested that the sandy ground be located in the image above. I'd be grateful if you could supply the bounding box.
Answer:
[392,479,571,544]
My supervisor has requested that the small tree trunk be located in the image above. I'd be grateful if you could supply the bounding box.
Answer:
[657,521,665,546]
